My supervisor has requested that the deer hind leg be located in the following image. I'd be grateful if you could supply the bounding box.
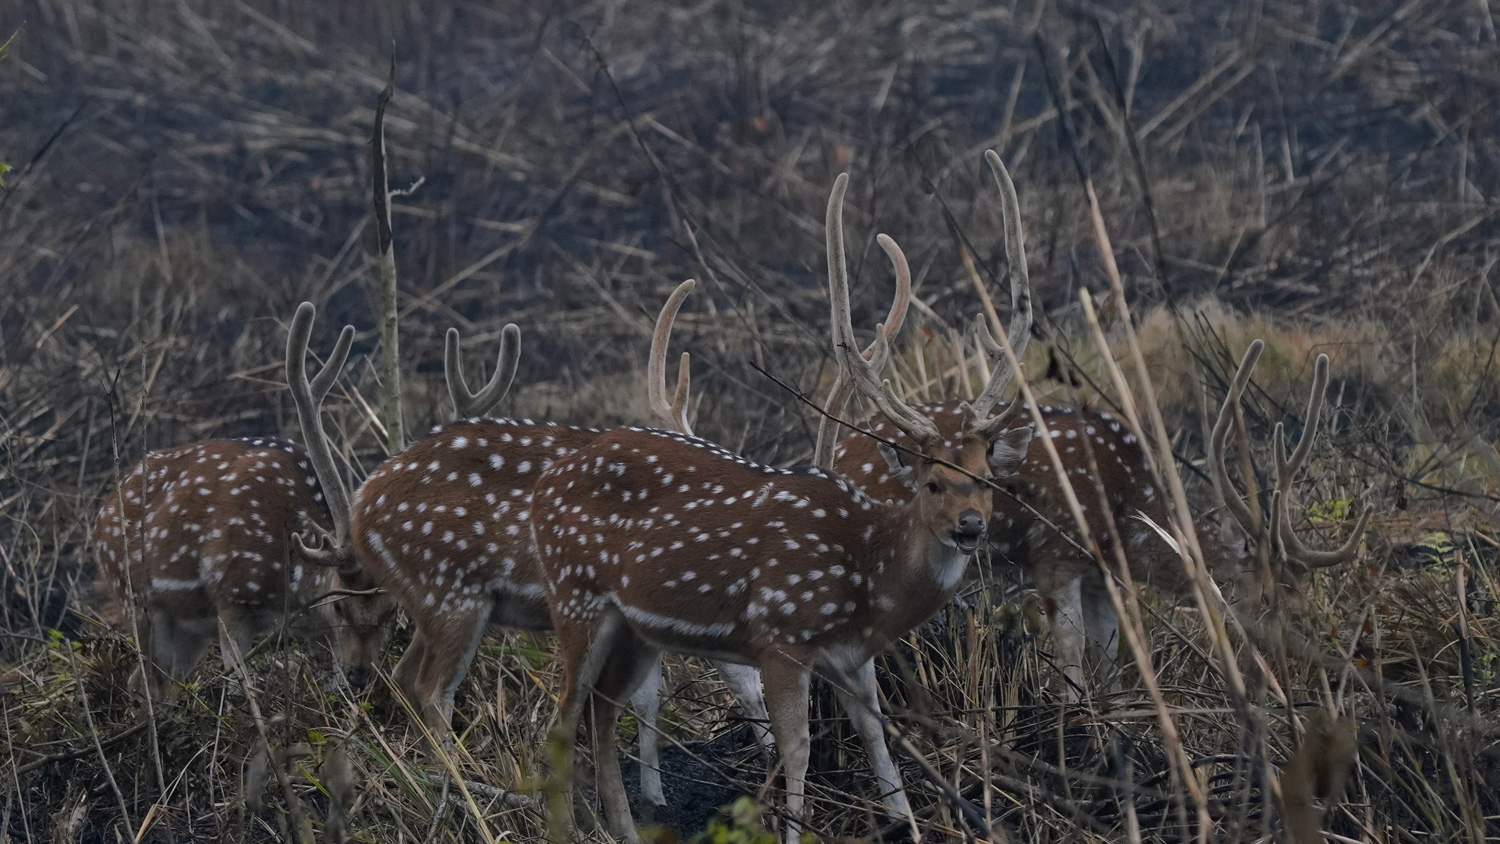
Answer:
[627,654,668,813]
[408,607,489,745]
[760,653,813,844]
[830,658,912,822]
[591,635,660,844]
[712,660,775,760]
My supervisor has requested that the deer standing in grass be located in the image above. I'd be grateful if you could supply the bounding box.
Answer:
[336,286,771,810]
[92,304,383,697]
[836,342,1370,694]
[531,163,1035,844]
[830,154,1369,691]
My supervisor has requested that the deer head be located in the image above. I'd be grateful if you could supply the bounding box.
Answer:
[286,302,396,689]
[1208,339,1372,604]
[823,165,1034,553]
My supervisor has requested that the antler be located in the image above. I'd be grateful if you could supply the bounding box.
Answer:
[813,234,911,468]
[445,323,521,419]
[1209,339,1371,571]
[287,302,357,570]
[649,279,696,435]
[825,173,939,449]
[963,149,1032,439]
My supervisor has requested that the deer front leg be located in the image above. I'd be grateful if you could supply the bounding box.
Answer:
[713,660,775,760]
[1044,574,1088,701]
[1082,577,1121,695]
[217,608,259,689]
[627,654,668,814]
[549,611,626,841]
[592,640,660,844]
[830,658,912,821]
[409,607,489,745]
[761,654,812,844]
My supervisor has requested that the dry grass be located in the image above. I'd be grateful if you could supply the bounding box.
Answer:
[4,0,1500,841]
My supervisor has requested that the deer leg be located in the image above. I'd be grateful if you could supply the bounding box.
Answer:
[712,660,775,760]
[1045,574,1088,701]
[627,653,668,813]
[592,638,659,844]
[551,610,626,839]
[160,614,212,681]
[391,630,428,709]
[761,654,812,844]
[217,607,259,688]
[410,607,489,743]
[1082,577,1121,695]
[830,658,911,821]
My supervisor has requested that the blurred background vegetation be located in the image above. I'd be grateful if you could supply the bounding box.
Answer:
[2,0,1499,841]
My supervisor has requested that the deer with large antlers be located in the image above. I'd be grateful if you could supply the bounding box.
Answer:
[334,284,771,810]
[831,154,1369,693]
[531,165,1035,844]
[92,305,380,697]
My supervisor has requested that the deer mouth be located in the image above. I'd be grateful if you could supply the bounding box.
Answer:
[951,530,984,554]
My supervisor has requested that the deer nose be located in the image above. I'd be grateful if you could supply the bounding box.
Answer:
[344,665,373,691]
[956,510,986,537]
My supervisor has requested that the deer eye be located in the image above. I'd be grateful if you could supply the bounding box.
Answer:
[925,481,940,494]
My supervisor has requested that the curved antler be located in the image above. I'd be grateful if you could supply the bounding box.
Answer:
[1209,340,1370,571]
[1209,339,1266,538]
[445,323,521,419]
[287,302,357,571]
[1271,353,1373,567]
[825,173,939,449]
[814,234,911,468]
[963,150,1032,439]
[649,279,696,435]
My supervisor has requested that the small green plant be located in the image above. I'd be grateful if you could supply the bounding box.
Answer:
[691,797,806,844]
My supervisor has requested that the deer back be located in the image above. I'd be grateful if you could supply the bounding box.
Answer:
[349,418,599,630]
[94,438,336,622]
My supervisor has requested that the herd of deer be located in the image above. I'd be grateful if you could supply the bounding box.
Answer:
[91,151,1367,843]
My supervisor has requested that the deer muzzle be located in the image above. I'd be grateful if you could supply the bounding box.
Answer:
[952,509,986,553]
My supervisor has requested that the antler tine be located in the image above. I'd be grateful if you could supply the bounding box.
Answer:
[963,150,1033,437]
[814,233,912,468]
[288,302,356,566]
[1271,353,1371,568]
[825,173,938,448]
[445,323,522,419]
[649,279,696,435]
[1276,354,1330,484]
[1208,339,1266,537]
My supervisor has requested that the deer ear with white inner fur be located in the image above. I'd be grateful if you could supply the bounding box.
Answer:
[875,441,915,487]
[988,426,1034,478]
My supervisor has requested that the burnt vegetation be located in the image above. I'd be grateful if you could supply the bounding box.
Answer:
[2,0,1500,842]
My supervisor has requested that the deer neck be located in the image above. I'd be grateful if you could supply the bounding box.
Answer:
[848,505,971,652]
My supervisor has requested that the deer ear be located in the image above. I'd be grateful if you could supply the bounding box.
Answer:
[876,442,916,488]
[988,426,1034,478]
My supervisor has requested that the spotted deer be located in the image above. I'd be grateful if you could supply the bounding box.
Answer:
[531,164,1035,844]
[833,179,1370,700]
[93,305,367,697]
[337,284,771,810]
